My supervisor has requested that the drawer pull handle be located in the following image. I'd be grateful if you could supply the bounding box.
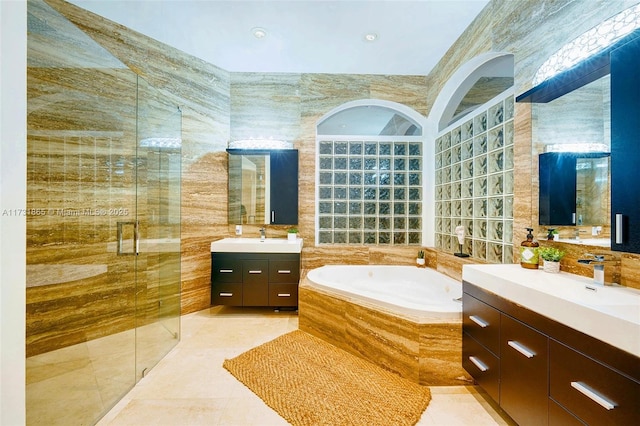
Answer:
[468,356,489,372]
[571,381,616,411]
[507,340,535,358]
[219,292,233,297]
[219,269,233,273]
[278,270,291,274]
[248,270,263,274]
[277,293,291,297]
[469,315,489,328]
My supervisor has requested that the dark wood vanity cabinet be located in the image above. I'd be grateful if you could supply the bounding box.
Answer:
[211,252,300,308]
[463,281,640,426]
[500,315,549,426]
[463,290,549,426]
[549,339,640,425]
[611,34,640,254]
[462,292,501,402]
[241,259,269,306]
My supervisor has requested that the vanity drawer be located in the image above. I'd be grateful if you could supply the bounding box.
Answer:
[549,398,586,426]
[269,283,298,307]
[269,260,300,283]
[242,260,269,285]
[212,283,243,306]
[549,339,640,425]
[500,314,549,426]
[211,256,242,283]
[462,332,500,403]
[463,292,501,356]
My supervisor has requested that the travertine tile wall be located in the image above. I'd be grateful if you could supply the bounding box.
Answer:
[44,0,431,317]
[43,0,640,329]
[42,0,232,317]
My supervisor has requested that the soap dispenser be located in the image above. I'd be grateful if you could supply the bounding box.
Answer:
[520,228,539,269]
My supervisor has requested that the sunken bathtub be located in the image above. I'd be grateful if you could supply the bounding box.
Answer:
[298,265,471,386]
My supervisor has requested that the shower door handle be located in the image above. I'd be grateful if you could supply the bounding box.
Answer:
[117,221,138,255]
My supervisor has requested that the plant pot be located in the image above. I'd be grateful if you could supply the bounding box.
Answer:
[287,233,297,241]
[543,260,560,273]
[416,258,425,266]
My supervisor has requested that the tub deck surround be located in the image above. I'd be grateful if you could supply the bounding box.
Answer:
[433,250,482,283]
[463,264,640,356]
[299,265,471,386]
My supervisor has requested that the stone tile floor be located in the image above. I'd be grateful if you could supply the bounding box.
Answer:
[93,306,513,425]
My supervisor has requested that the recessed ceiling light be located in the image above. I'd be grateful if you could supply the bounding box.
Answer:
[252,27,267,39]
[364,33,378,42]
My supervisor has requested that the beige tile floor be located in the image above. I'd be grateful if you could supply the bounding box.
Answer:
[96,306,513,425]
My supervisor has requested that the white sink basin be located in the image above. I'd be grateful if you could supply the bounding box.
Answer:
[210,237,303,254]
[463,264,640,356]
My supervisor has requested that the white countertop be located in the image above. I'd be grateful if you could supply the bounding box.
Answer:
[462,264,640,357]
[555,237,610,248]
[210,237,303,254]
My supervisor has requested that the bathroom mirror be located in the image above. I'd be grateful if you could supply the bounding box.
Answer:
[228,149,298,225]
[531,75,611,245]
[520,28,640,252]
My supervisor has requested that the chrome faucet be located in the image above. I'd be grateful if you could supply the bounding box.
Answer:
[578,253,607,286]
[260,227,266,241]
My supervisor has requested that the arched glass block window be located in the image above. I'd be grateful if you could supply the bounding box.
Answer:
[316,101,424,245]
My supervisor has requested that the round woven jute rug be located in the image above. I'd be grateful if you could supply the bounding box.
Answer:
[223,329,431,426]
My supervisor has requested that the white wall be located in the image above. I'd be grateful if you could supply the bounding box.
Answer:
[1,1,27,424]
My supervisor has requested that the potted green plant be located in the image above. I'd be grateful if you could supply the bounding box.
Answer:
[539,247,565,273]
[416,250,425,266]
[287,228,298,241]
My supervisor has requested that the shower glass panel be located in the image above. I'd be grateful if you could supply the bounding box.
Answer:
[25,1,181,424]
[135,77,182,378]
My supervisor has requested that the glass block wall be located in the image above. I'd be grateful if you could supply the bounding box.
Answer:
[435,93,515,263]
[317,139,423,245]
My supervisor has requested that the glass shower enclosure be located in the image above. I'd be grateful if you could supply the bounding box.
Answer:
[25,1,181,424]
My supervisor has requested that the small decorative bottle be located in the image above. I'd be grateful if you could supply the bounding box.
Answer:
[520,228,539,269]
[546,228,555,241]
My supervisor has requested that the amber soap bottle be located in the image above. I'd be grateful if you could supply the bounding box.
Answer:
[520,227,539,269]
